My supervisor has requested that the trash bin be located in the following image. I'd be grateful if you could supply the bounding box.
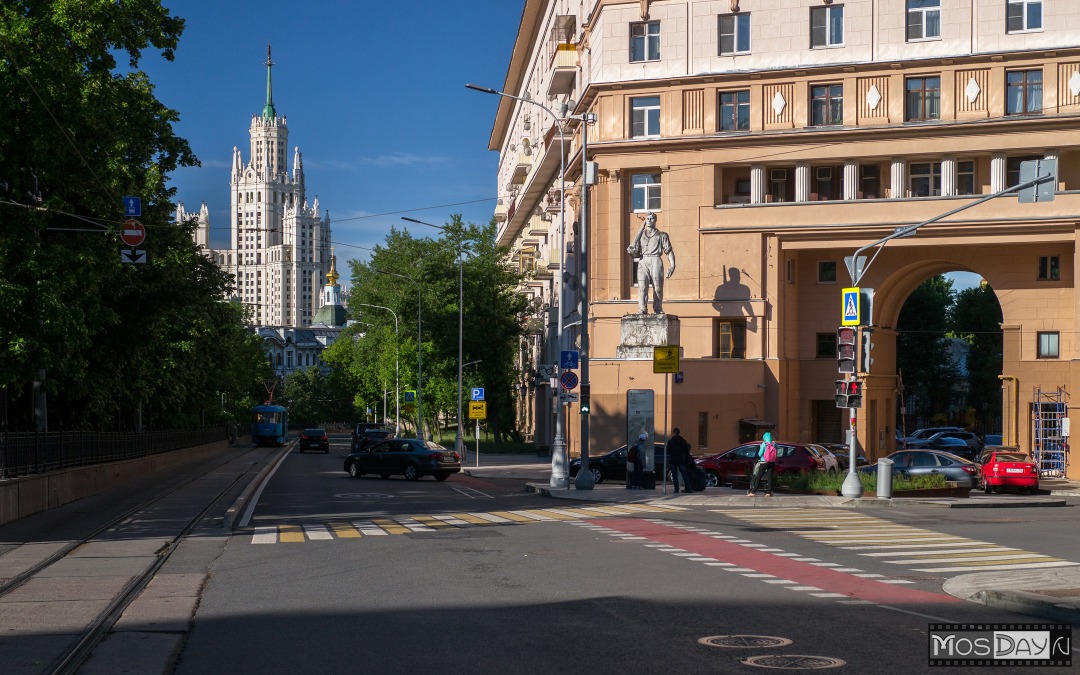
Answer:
[877,458,894,499]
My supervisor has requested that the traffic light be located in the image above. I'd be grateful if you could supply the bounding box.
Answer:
[579,384,591,415]
[837,327,856,374]
[834,379,863,409]
[859,327,874,373]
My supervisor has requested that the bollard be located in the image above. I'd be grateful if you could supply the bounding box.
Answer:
[877,457,894,499]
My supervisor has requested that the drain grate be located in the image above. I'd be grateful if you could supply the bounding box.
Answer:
[1031,588,1080,598]
[698,635,792,649]
[742,655,847,670]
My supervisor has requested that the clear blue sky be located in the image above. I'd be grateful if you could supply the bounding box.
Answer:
[142,1,523,284]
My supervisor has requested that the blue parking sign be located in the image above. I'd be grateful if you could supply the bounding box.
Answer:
[471,387,485,401]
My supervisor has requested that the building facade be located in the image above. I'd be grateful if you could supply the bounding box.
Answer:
[180,46,332,328]
[488,0,1080,478]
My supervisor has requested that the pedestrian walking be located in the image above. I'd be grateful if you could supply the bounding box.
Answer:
[666,428,693,493]
[747,431,777,497]
[628,433,648,489]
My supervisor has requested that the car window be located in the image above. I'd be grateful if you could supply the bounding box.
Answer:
[776,445,796,458]
[736,445,759,459]
[994,453,1028,463]
[937,455,955,466]
[369,440,391,452]
[910,453,938,467]
[889,452,912,467]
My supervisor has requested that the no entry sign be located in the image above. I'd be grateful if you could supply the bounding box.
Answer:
[121,219,146,247]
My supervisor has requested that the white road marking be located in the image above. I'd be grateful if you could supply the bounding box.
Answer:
[251,526,277,544]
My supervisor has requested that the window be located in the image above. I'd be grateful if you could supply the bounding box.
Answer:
[1038,256,1060,281]
[906,0,940,41]
[905,76,940,121]
[812,166,841,200]
[909,162,942,197]
[859,164,881,199]
[810,5,844,47]
[1007,155,1041,188]
[630,96,661,137]
[631,172,662,212]
[719,14,751,55]
[698,412,708,449]
[719,90,751,131]
[1007,0,1042,32]
[817,332,838,358]
[717,320,747,359]
[810,84,843,126]
[818,261,837,284]
[1006,70,1042,115]
[768,168,791,203]
[957,160,976,196]
[630,21,660,62]
[1038,332,1059,359]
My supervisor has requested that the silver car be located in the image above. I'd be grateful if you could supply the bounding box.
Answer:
[862,449,980,488]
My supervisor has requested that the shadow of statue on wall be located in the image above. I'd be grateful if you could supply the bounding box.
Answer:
[712,266,758,334]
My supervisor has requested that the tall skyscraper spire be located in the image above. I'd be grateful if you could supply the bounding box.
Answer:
[262,43,276,121]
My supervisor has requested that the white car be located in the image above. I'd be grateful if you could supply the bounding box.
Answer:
[806,443,841,474]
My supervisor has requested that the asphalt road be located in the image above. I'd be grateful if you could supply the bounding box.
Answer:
[169,436,1078,674]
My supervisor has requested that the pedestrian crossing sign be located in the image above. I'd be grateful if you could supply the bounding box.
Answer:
[841,288,861,326]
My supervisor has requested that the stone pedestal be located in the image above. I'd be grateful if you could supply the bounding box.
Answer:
[616,314,680,359]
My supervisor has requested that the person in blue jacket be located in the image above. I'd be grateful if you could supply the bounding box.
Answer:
[747,431,777,497]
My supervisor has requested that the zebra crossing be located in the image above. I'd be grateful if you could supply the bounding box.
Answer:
[714,507,1079,574]
[249,503,686,544]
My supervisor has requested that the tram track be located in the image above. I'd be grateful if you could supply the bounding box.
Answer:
[0,442,290,675]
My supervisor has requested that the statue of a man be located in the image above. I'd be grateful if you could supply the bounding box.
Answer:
[626,212,675,314]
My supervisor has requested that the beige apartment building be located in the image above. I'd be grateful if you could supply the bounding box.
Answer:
[486,0,1080,478]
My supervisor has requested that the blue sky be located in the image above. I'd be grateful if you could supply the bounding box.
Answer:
[142,1,523,284]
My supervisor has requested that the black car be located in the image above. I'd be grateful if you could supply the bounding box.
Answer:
[818,443,869,471]
[570,443,691,484]
[904,433,978,460]
[344,438,461,481]
[901,427,982,454]
[352,427,394,452]
[352,422,391,450]
[298,428,329,453]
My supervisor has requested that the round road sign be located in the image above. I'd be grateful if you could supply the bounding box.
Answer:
[121,219,146,247]
[560,371,579,391]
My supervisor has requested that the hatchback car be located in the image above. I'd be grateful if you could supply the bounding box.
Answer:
[861,449,979,488]
[696,441,823,488]
[569,443,685,484]
[298,428,329,453]
[344,438,461,481]
[977,450,1039,494]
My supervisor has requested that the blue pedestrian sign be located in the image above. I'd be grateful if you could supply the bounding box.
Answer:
[404,390,416,403]
[560,350,579,370]
[122,196,142,218]
[841,287,861,326]
[471,387,485,401]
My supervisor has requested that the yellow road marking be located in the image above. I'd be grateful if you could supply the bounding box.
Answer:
[451,513,500,525]
[371,518,410,535]
[279,525,305,543]
[413,515,455,528]
[489,511,540,523]
[330,522,361,538]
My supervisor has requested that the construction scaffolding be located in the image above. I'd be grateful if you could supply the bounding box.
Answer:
[1031,387,1069,477]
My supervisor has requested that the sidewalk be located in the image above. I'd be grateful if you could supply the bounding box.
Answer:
[464,453,1080,624]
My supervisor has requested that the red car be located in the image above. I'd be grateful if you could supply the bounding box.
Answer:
[978,450,1039,494]
[696,441,823,488]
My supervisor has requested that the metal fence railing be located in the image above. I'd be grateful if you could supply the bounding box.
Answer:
[0,427,229,480]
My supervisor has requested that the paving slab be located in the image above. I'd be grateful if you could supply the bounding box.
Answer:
[79,631,183,675]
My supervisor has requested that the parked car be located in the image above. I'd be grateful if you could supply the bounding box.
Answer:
[695,441,823,488]
[805,443,840,474]
[569,443,695,485]
[352,422,391,450]
[901,427,983,455]
[298,428,329,453]
[977,450,1039,494]
[860,449,980,488]
[818,443,869,471]
[352,427,394,452]
[344,438,461,481]
[905,433,977,459]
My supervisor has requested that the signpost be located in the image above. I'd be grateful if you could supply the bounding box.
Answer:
[471,387,485,401]
[652,346,679,374]
[120,219,147,265]
[468,401,487,419]
[559,371,579,391]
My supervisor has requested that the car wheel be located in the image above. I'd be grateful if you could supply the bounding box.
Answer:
[324,448,329,454]
[348,463,362,478]
[403,464,421,481]
[434,472,450,481]
[590,466,604,484]
[828,466,837,475]
[705,471,720,488]
[983,481,993,494]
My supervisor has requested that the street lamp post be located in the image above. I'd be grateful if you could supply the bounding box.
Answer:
[355,303,400,435]
[402,216,466,456]
[574,111,597,491]
[465,82,571,490]
[373,269,423,439]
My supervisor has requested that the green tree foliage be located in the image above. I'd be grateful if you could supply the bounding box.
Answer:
[897,276,958,420]
[0,2,269,430]
[325,217,527,442]
[280,365,354,428]
[949,282,1003,427]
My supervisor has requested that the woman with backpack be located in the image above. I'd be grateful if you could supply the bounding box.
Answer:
[747,431,777,497]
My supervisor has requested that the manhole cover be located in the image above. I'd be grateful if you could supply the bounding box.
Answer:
[742,655,846,670]
[699,635,792,649]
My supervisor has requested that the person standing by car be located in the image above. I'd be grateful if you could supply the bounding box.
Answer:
[628,433,648,489]
[747,432,777,497]
[667,428,693,493]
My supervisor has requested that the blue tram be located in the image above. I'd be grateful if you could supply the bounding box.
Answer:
[251,404,289,446]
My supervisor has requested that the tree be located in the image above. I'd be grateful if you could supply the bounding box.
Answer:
[897,276,958,422]
[950,282,1003,430]
[0,2,268,430]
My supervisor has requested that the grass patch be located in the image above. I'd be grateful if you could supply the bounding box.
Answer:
[430,430,539,455]
[774,471,950,493]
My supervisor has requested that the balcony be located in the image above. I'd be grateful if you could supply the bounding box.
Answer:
[511,150,531,185]
[547,43,577,97]
[493,201,508,223]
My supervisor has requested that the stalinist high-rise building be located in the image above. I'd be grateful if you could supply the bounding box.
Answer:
[180,46,331,327]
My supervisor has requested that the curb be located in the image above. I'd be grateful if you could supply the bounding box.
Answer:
[222,442,295,530]
[969,589,1080,625]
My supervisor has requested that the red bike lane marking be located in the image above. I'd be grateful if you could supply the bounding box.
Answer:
[596,518,961,606]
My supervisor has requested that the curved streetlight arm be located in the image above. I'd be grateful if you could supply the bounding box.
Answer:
[356,303,400,435]
[372,268,424,439]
